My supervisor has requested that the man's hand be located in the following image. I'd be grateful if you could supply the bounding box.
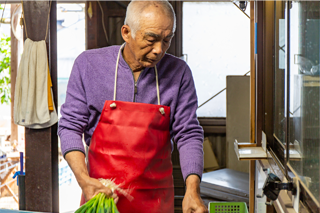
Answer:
[182,175,208,213]
[65,151,118,203]
[79,175,118,203]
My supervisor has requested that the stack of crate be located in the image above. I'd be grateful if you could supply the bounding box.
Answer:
[172,142,185,213]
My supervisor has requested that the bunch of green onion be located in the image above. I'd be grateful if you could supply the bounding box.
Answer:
[75,193,119,213]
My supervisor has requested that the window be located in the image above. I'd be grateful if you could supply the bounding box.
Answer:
[273,1,320,203]
[57,3,85,114]
[183,2,250,117]
[56,3,85,212]
[288,1,320,202]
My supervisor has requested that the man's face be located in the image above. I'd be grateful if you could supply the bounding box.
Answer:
[125,7,174,68]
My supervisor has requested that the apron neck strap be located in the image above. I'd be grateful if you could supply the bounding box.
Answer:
[154,66,160,105]
[114,43,161,105]
[113,43,124,101]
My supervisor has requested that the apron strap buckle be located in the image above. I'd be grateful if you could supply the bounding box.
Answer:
[110,102,117,108]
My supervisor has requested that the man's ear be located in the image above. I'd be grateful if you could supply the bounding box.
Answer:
[121,25,131,43]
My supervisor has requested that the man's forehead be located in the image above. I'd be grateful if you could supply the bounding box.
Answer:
[144,32,174,38]
[134,2,174,29]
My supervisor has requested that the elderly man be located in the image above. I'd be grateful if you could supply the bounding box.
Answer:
[58,1,207,212]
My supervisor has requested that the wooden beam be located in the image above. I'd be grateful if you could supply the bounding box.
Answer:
[112,0,128,8]
[198,118,226,126]
[0,163,18,183]
[105,9,126,17]
[0,164,18,196]
[255,1,264,147]
[249,4,256,213]
[175,0,183,57]
[263,0,275,153]
[22,1,59,212]
[167,1,182,57]
[202,126,226,134]
[1,177,16,196]
[0,178,15,189]
[249,160,255,213]
[49,2,59,212]
[86,1,100,49]
[250,1,255,144]
[10,4,19,144]
[4,184,19,203]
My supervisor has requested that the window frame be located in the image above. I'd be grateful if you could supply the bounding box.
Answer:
[263,1,320,211]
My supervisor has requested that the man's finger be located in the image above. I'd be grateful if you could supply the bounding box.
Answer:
[96,188,112,198]
[183,206,194,213]
[194,207,208,213]
[113,196,119,204]
[104,188,113,197]
[186,208,193,213]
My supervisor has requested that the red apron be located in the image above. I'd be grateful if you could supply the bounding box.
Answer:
[80,44,174,213]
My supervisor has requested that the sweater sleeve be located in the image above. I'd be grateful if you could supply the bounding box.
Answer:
[172,64,204,181]
[58,53,89,157]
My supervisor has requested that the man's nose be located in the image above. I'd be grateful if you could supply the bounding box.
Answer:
[152,42,163,55]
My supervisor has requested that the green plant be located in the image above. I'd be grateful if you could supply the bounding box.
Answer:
[0,35,11,104]
[75,193,119,213]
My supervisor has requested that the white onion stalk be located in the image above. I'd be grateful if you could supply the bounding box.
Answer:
[99,178,134,202]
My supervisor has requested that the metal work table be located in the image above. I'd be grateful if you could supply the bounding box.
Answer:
[200,168,249,204]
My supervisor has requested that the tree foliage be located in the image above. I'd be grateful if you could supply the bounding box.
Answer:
[0,35,11,105]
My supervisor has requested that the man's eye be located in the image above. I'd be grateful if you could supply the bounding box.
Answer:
[147,40,155,43]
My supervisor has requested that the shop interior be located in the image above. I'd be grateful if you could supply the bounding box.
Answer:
[0,1,319,213]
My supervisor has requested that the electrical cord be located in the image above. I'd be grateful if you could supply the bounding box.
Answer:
[232,2,250,19]
[97,1,109,45]
[242,1,248,12]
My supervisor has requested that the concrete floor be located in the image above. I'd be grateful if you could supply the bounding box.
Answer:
[0,196,17,210]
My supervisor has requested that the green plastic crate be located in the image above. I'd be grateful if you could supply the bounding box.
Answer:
[209,202,248,213]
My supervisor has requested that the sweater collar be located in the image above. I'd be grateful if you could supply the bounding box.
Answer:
[118,44,130,69]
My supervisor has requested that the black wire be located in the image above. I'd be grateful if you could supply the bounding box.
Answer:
[198,70,251,109]
[0,1,7,25]
[244,1,248,12]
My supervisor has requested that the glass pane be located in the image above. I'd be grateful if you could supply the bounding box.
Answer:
[289,1,320,202]
[57,3,85,212]
[183,2,250,117]
[274,1,286,145]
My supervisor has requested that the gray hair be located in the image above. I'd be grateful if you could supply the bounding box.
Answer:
[124,0,176,39]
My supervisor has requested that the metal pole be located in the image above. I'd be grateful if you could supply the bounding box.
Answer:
[285,0,291,180]
[18,175,26,210]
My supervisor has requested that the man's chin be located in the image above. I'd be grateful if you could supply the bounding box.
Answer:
[142,61,159,68]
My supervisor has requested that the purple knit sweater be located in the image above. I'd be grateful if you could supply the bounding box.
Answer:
[58,45,204,181]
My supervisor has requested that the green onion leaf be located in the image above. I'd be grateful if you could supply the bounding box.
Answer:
[75,204,86,213]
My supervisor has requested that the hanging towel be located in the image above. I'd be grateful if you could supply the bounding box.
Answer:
[14,38,58,129]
